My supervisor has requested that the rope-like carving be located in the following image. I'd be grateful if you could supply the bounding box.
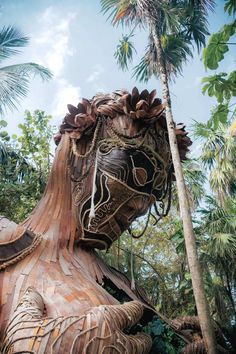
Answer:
[55,87,191,162]
[71,117,103,159]
[171,316,229,354]
[1,287,152,354]
[0,88,193,354]
[56,87,192,249]
[0,233,42,271]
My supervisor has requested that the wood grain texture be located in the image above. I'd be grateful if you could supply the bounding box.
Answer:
[0,88,192,353]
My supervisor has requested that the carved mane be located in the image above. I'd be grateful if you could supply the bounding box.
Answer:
[19,87,191,254]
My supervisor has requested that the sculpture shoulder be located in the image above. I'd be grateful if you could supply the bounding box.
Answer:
[0,216,18,243]
[0,216,39,267]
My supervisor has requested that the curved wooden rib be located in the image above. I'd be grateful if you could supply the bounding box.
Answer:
[2,287,151,354]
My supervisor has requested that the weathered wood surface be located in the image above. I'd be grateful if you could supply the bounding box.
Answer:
[0,88,191,353]
[0,217,153,353]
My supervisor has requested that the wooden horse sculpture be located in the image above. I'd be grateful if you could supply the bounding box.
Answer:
[0,88,191,353]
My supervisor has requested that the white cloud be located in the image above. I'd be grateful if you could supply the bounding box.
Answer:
[87,65,106,92]
[51,79,81,123]
[193,76,202,87]
[33,6,77,77]
[26,6,81,125]
[87,65,104,83]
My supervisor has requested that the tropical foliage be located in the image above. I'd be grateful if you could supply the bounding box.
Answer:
[101,0,218,352]
[0,26,52,115]
[1,1,236,352]
[98,0,236,352]
[0,110,54,222]
[101,0,213,81]
[193,0,236,204]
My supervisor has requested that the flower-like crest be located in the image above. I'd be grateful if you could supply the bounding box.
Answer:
[54,87,191,161]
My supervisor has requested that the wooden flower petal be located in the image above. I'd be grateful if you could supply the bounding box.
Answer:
[136,99,149,111]
[82,98,90,108]
[150,97,162,109]
[148,103,165,118]
[67,104,79,115]
[77,103,86,114]
[135,109,148,119]
[63,114,78,128]
[148,89,157,105]
[97,105,116,117]
[140,89,149,102]
[131,87,140,108]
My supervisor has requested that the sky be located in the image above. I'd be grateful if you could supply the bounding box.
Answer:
[0,0,234,154]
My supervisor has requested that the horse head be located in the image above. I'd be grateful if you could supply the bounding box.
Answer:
[52,87,191,250]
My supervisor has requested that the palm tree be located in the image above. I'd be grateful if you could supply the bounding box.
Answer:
[101,1,216,352]
[200,196,236,323]
[0,26,52,115]
[171,158,206,211]
[193,119,236,204]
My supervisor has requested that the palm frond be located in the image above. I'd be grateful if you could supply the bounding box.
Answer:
[158,2,182,35]
[171,158,206,210]
[133,33,193,82]
[2,63,53,81]
[132,56,152,83]
[200,195,236,235]
[181,1,215,52]
[161,34,193,78]
[114,33,137,70]
[224,0,236,15]
[209,232,236,259]
[202,135,225,164]
[195,0,215,13]
[0,26,29,62]
[100,0,141,26]
[182,159,206,207]
[194,119,236,199]
[0,63,52,114]
[192,120,212,139]
[0,70,28,114]
[210,165,233,198]
[0,141,8,164]
[132,40,158,83]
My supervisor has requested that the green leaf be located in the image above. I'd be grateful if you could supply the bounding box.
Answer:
[224,0,236,15]
[203,20,236,69]
[151,319,165,336]
[211,104,229,126]
[202,72,236,103]
[0,119,7,127]
[184,272,191,280]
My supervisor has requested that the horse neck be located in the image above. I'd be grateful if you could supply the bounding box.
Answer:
[21,134,77,255]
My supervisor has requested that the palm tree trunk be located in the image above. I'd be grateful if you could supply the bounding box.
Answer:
[149,20,217,354]
[225,270,236,322]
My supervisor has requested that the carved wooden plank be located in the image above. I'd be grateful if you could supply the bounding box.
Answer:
[9,273,25,319]
[58,252,72,276]
[21,239,46,275]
